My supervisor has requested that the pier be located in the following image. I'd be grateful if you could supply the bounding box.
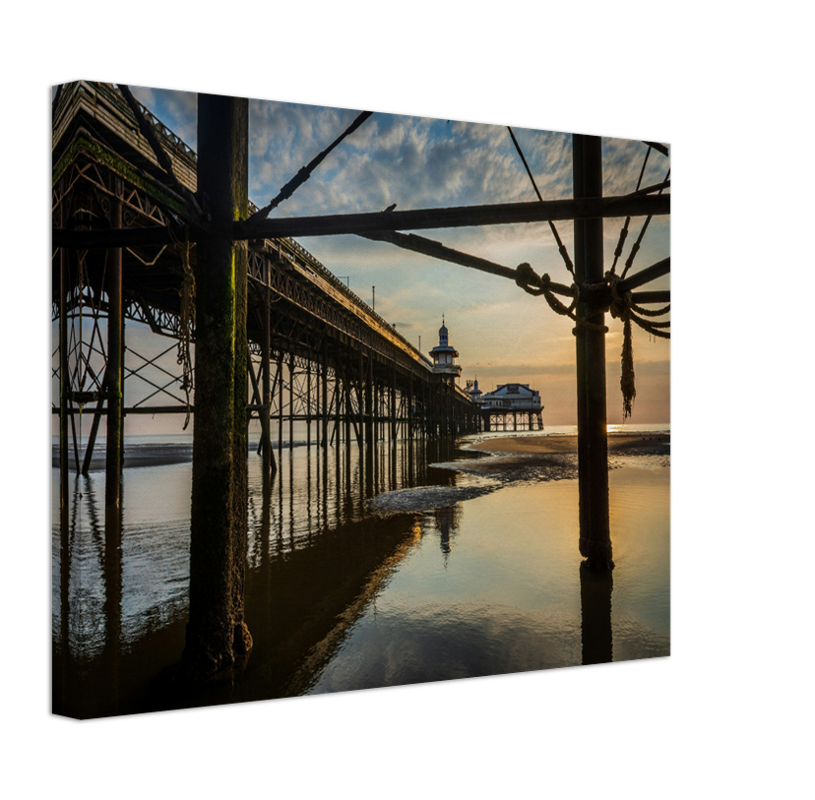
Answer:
[52,83,481,469]
[471,381,545,432]
[52,81,670,685]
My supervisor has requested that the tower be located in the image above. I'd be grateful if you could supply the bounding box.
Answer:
[468,378,482,403]
[429,316,462,382]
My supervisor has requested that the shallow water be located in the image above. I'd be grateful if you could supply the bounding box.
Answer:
[52,431,669,717]
[307,459,669,693]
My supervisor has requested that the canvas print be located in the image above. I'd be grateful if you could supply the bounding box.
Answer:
[52,82,670,718]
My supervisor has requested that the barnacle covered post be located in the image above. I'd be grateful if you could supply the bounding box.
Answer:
[183,93,252,678]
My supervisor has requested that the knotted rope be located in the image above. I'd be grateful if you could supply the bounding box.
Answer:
[607,271,670,419]
[515,262,670,421]
[515,262,608,333]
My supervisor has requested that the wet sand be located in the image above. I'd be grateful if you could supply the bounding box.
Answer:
[469,432,670,457]
[52,443,194,471]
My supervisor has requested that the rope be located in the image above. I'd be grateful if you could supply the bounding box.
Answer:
[610,146,651,276]
[514,263,607,333]
[248,110,374,224]
[516,262,670,421]
[507,128,575,278]
[607,271,670,419]
[620,167,670,280]
[170,225,195,429]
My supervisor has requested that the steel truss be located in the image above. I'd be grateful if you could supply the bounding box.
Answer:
[53,83,482,482]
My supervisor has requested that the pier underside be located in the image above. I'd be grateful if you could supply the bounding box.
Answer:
[52,84,481,486]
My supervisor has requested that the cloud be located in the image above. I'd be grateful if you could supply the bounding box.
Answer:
[130,85,197,150]
[125,88,670,425]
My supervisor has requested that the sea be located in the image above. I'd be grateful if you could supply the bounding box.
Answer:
[51,423,670,717]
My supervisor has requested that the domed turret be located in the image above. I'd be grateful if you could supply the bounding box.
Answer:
[429,316,461,382]
[439,318,449,347]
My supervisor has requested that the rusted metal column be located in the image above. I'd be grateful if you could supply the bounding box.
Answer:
[322,338,329,448]
[573,134,612,569]
[184,93,252,678]
[105,193,123,509]
[408,377,414,439]
[231,142,252,664]
[58,193,70,524]
[344,363,352,447]
[365,353,374,447]
[261,281,275,476]
[421,381,426,437]
[289,354,295,449]
[358,345,365,447]
[278,352,284,453]
[306,358,312,447]
[390,365,397,443]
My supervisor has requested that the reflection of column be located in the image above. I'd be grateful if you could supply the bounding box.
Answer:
[580,560,613,665]
[306,442,313,542]
[390,426,397,492]
[102,494,123,714]
[322,443,329,528]
[260,453,272,565]
[435,504,460,555]
[56,472,72,712]
[289,445,295,545]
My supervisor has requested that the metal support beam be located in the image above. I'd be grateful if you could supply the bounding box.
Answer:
[573,134,612,570]
[53,193,670,249]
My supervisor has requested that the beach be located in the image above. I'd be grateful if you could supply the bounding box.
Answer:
[469,431,670,457]
[53,428,670,715]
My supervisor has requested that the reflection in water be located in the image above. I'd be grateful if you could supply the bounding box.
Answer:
[52,436,669,718]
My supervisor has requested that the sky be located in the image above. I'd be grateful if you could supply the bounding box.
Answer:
[55,84,670,431]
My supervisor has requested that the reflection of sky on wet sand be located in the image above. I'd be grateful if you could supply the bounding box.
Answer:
[307,464,669,694]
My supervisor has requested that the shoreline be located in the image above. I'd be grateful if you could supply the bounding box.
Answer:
[467,432,670,457]
[51,431,671,472]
